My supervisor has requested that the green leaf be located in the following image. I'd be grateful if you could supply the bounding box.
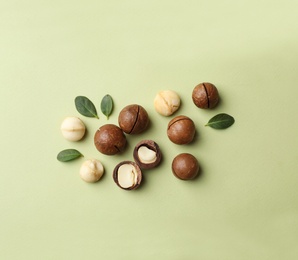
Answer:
[75,96,99,119]
[205,113,235,129]
[57,149,83,162]
[100,94,113,119]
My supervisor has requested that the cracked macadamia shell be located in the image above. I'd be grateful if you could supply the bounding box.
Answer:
[60,116,86,141]
[172,153,199,180]
[154,90,181,116]
[167,115,195,144]
[192,82,219,109]
[79,159,104,183]
[113,161,142,190]
[133,140,162,169]
[94,124,127,155]
[118,104,149,134]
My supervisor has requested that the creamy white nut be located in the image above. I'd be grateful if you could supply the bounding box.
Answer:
[79,159,104,183]
[117,164,138,189]
[61,117,86,141]
[137,146,157,164]
[154,90,181,116]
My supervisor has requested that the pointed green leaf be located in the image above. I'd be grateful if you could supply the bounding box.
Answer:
[205,113,235,129]
[75,96,99,119]
[57,149,83,162]
[101,94,113,119]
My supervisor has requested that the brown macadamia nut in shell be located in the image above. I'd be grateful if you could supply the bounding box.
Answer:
[192,82,219,109]
[172,153,199,180]
[167,115,195,145]
[118,104,149,134]
[94,124,126,155]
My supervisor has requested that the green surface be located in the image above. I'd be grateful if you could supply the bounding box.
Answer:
[1,1,298,259]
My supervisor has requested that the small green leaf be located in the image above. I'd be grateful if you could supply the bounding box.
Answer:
[75,96,99,119]
[101,94,113,119]
[57,149,83,162]
[205,113,235,129]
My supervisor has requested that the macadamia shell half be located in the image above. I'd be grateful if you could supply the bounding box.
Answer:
[133,140,162,169]
[113,161,142,190]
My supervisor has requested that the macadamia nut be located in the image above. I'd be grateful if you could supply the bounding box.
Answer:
[133,140,162,169]
[113,161,142,190]
[117,164,138,189]
[94,124,127,155]
[118,104,149,134]
[79,159,104,183]
[60,117,86,141]
[154,90,181,116]
[167,115,195,144]
[192,82,219,109]
[138,146,157,164]
[172,153,199,180]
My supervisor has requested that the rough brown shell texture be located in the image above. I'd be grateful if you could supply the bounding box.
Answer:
[172,153,199,180]
[118,104,149,134]
[192,82,219,109]
[113,161,142,190]
[133,140,162,169]
[167,115,195,145]
[94,124,127,155]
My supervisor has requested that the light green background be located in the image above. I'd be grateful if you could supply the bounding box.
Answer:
[1,1,298,259]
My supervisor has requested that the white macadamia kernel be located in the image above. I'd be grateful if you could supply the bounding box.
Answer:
[79,159,104,183]
[117,164,138,188]
[137,146,157,164]
[61,117,86,141]
[154,90,181,116]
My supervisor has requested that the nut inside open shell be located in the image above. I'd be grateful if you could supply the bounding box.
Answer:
[113,161,142,190]
[133,140,162,169]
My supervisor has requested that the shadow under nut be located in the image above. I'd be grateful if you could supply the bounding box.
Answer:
[94,124,127,155]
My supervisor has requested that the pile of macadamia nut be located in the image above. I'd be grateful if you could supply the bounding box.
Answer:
[93,104,163,190]
[59,82,220,190]
[153,82,220,181]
